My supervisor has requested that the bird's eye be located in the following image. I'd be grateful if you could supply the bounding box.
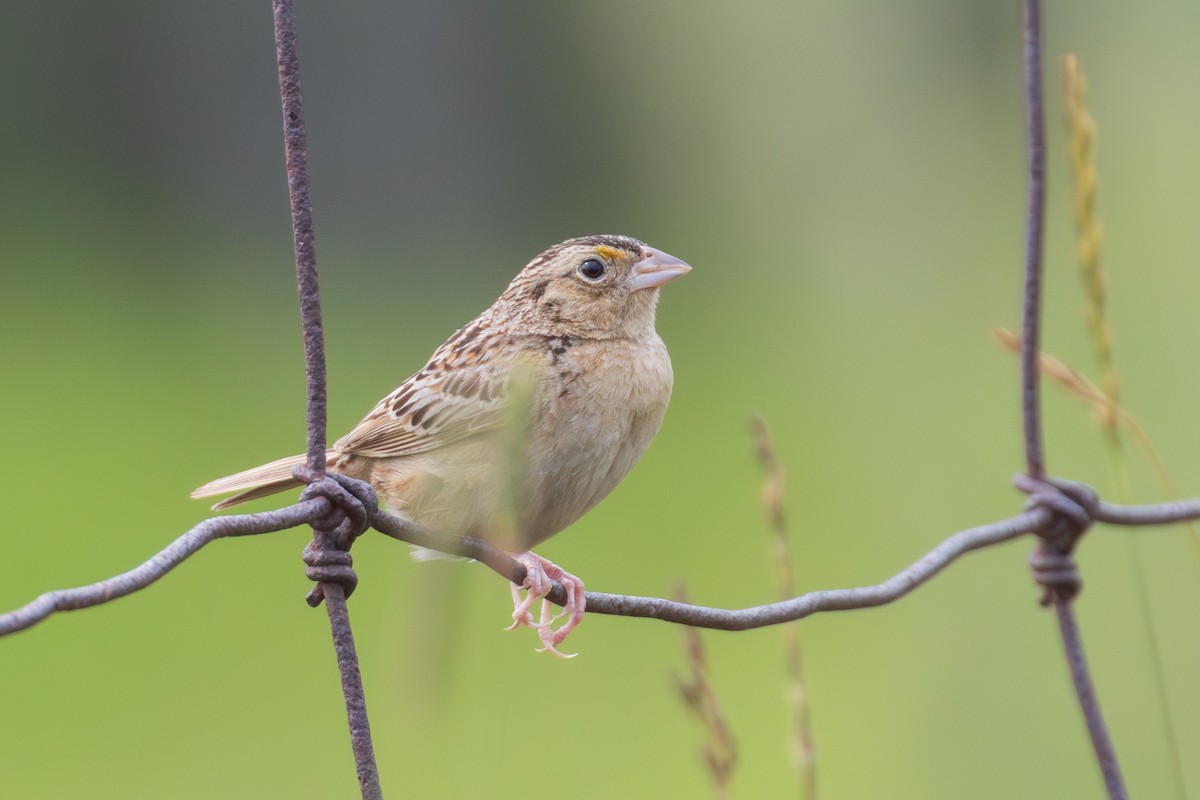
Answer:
[577,258,607,282]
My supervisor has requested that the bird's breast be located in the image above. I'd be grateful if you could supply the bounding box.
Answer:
[520,335,673,545]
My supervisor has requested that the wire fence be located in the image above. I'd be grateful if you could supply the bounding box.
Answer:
[1,1,1193,798]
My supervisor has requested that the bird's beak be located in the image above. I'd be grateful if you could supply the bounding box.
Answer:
[629,246,693,291]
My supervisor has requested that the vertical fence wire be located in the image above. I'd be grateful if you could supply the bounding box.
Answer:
[1021,3,1127,798]
[271,1,384,797]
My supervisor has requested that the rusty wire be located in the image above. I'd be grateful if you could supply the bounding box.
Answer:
[0,2,1190,797]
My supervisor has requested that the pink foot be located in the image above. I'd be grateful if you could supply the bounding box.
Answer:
[504,552,585,658]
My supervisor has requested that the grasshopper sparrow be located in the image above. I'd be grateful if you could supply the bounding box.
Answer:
[193,234,691,655]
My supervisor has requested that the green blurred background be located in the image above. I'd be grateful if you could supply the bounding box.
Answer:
[3,1,1199,797]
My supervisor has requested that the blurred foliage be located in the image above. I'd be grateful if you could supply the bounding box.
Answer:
[2,2,1199,798]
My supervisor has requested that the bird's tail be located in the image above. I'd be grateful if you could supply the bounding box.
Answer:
[191,451,337,510]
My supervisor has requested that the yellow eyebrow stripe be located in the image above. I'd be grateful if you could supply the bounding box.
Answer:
[593,244,625,262]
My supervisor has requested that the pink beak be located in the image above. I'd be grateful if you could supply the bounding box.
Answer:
[629,245,693,291]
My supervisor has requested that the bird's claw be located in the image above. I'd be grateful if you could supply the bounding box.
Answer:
[506,552,585,657]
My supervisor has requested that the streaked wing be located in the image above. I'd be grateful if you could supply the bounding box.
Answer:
[333,347,527,460]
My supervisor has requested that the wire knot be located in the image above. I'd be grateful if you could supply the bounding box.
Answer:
[1013,474,1096,605]
[293,466,379,606]
[293,466,378,548]
[303,542,357,605]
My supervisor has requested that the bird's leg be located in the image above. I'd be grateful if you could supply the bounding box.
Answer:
[504,552,585,658]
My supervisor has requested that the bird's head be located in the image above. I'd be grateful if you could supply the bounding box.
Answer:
[503,234,692,339]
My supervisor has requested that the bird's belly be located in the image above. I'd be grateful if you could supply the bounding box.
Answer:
[520,339,673,546]
[364,338,673,552]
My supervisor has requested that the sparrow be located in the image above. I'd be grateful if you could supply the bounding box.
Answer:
[192,234,691,655]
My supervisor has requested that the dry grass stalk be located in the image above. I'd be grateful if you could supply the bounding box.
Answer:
[1064,54,1120,429]
[673,584,737,800]
[993,328,1193,530]
[1061,55,1188,798]
[751,414,817,800]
